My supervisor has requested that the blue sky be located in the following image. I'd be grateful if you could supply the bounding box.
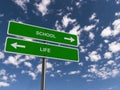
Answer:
[0,0,120,90]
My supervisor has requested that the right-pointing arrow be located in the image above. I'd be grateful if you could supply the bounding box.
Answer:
[64,37,75,42]
[11,42,26,49]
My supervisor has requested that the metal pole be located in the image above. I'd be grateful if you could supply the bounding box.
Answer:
[41,57,46,90]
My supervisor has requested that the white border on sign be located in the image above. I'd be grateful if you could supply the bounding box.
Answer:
[4,37,79,62]
[7,21,79,47]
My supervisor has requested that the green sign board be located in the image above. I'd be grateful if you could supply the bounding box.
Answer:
[8,21,78,46]
[5,37,79,62]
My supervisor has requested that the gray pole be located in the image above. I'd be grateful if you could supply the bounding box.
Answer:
[41,57,46,90]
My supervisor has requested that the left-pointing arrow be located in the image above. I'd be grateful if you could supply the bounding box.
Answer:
[11,42,26,49]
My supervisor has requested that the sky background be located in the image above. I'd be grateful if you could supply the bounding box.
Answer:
[0,0,120,90]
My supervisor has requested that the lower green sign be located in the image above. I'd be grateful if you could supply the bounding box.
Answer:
[5,37,79,62]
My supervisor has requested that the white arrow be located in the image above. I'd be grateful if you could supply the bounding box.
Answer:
[64,37,75,42]
[11,42,26,49]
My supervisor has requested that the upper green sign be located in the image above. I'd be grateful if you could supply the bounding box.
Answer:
[8,21,78,46]
[5,37,79,62]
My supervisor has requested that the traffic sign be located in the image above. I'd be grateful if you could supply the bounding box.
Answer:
[5,37,79,62]
[8,21,78,46]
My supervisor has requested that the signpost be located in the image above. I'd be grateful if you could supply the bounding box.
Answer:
[8,21,78,46]
[5,37,79,62]
[5,21,79,90]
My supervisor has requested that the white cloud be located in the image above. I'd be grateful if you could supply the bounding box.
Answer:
[115,12,120,17]
[88,65,97,73]
[55,20,64,31]
[36,64,42,73]
[79,46,87,53]
[68,70,80,75]
[76,2,81,8]
[89,13,99,23]
[116,0,120,4]
[99,43,103,48]
[78,62,83,66]
[112,19,120,36]
[12,0,29,11]
[109,41,120,53]
[55,14,78,33]
[2,76,8,81]
[116,55,120,60]
[9,74,16,82]
[75,0,83,8]
[0,69,16,87]
[21,70,25,74]
[37,62,53,73]
[46,62,53,69]
[4,56,19,67]
[24,62,32,68]
[69,25,80,35]
[0,52,5,59]
[107,60,116,65]
[35,0,52,16]
[88,66,107,79]
[21,62,53,80]
[82,74,93,78]
[83,24,96,31]
[10,19,23,24]
[24,55,36,60]
[0,69,6,76]
[0,82,10,87]
[89,13,96,21]
[56,70,61,73]
[89,32,95,40]
[28,71,37,80]
[104,52,112,59]
[111,69,119,77]
[21,70,37,80]
[101,19,120,37]
[108,87,113,90]
[62,15,76,28]
[85,56,89,61]
[0,14,4,17]
[65,61,72,65]
[104,40,109,43]
[88,51,101,62]
[86,79,93,82]
[88,62,120,80]
[94,19,100,23]
[55,70,64,77]
[50,74,55,77]
[101,26,112,37]
[3,55,35,67]
[66,7,73,11]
